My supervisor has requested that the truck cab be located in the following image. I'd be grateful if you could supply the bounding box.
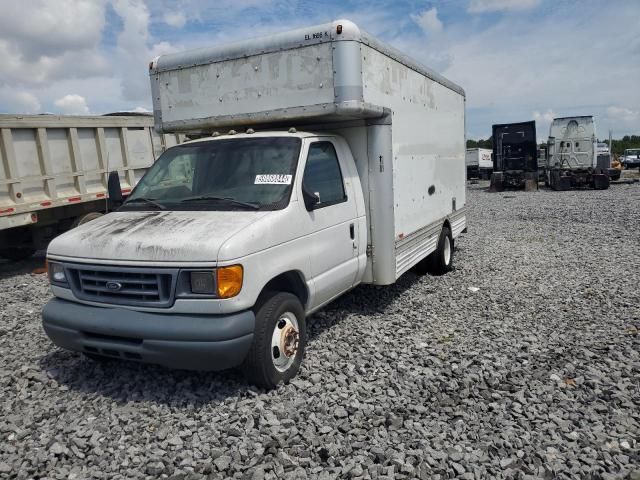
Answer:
[622,148,640,169]
[44,130,369,387]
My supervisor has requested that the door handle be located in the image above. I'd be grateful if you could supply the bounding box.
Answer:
[349,223,355,239]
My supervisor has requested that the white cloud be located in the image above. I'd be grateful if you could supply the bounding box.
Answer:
[54,94,90,115]
[132,106,151,113]
[112,0,177,102]
[164,11,187,28]
[411,8,443,35]
[0,40,110,87]
[606,106,639,124]
[0,90,41,113]
[0,0,107,59]
[533,109,556,134]
[468,0,540,14]
[429,1,640,137]
[0,0,109,90]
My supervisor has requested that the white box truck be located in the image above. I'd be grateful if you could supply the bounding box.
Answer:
[465,148,493,179]
[0,114,183,260]
[42,20,467,388]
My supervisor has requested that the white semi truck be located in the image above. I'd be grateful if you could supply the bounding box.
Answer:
[42,20,467,388]
[0,114,183,260]
[546,116,610,190]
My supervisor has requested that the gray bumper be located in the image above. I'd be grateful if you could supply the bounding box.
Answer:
[42,298,255,371]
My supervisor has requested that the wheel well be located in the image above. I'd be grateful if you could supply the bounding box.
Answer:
[258,271,309,309]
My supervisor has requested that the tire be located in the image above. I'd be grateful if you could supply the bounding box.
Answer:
[72,212,103,228]
[0,247,36,261]
[242,292,307,390]
[415,226,454,275]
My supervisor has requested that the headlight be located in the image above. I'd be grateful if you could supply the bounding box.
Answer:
[48,261,68,286]
[179,265,243,298]
[189,271,216,294]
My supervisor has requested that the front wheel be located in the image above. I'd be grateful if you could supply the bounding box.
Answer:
[242,292,307,390]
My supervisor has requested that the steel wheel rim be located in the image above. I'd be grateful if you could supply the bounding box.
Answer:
[270,312,300,372]
[443,236,451,265]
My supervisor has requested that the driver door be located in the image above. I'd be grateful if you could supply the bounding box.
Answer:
[301,139,359,308]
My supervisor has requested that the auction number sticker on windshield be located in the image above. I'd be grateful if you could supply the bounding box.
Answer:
[255,174,292,185]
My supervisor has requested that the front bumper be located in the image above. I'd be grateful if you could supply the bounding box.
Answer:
[42,298,255,371]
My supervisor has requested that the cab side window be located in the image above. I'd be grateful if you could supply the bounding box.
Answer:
[302,142,346,208]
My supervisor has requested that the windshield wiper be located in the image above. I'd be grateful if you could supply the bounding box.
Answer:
[123,197,167,210]
[180,195,260,210]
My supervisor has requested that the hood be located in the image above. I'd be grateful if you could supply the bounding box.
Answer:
[47,210,270,263]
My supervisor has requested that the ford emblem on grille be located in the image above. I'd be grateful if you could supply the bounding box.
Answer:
[105,281,122,291]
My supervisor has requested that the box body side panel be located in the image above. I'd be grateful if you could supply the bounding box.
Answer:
[361,45,466,243]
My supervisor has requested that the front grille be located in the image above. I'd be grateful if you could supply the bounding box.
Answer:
[66,264,178,307]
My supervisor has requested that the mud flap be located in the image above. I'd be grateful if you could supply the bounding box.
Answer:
[592,174,610,190]
[524,172,537,192]
[489,172,504,192]
[550,170,571,191]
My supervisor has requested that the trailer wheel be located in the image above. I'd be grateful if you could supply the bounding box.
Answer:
[72,212,103,228]
[0,248,36,262]
[242,292,307,390]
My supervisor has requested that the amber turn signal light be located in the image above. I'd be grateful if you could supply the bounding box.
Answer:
[216,265,243,298]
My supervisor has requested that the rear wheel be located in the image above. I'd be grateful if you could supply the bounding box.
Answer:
[414,226,454,275]
[242,292,307,390]
[0,247,36,261]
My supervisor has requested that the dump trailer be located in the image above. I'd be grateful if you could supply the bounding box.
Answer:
[465,148,493,179]
[0,114,184,260]
[42,19,467,389]
[490,121,538,191]
[546,116,609,190]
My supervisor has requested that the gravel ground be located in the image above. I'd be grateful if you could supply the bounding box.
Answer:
[1,183,639,480]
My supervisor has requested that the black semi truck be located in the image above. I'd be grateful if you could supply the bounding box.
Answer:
[490,121,538,192]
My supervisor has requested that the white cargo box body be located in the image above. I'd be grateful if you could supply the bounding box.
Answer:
[0,114,183,231]
[151,20,466,284]
[465,148,492,169]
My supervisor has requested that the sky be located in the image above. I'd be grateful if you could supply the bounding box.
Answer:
[0,0,638,139]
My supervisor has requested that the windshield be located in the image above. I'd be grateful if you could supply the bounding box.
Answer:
[122,137,301,211]
[625,149,640,156]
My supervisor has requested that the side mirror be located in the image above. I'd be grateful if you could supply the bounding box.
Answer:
[301,184,320,211]
[107,171,123,205]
